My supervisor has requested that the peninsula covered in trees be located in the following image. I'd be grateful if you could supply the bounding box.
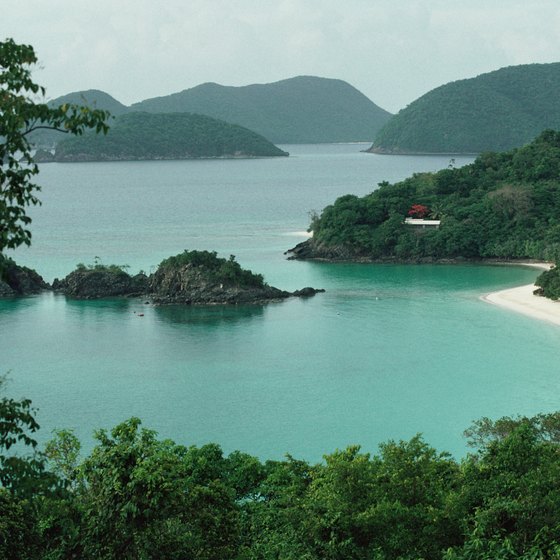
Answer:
[53,112,289,161]
[370,63,560,154]
[289,130,560,263]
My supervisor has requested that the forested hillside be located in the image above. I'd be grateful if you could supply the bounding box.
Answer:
[131,76,392,143]
[371,63,560,154]
[5,391,560,559]
[291,130,560,262]
[54,112,288,161]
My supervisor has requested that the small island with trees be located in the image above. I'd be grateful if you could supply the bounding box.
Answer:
[53,112,289,161]
[49,250,324,304]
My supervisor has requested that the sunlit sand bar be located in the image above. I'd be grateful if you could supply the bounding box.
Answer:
[483,263,560,326]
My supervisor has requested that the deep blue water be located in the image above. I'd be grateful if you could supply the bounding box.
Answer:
[2,144,558,462]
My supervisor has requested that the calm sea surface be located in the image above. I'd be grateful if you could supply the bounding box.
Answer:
[2,144,558,461]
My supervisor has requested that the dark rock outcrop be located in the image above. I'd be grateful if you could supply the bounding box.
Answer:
[0,258,50,296]
[53,268,149,299]
[148,262,290,305]
[285,239,362,261]
[34,251,326,304]
[292,287,326,297]
[148,250,325,305]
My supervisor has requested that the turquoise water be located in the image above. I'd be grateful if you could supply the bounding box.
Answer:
[3,144,559,461]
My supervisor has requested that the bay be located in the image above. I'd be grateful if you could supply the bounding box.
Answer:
[2,144,558,462]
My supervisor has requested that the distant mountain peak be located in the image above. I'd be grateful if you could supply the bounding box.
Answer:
[371,62,560,154]
[130,76,391,144]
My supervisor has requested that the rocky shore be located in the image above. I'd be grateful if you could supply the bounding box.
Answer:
[0,258,50,296]
[52,267,149,299]
[1,251,325,305]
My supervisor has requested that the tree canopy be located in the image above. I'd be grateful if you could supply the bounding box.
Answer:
[3,395,560,559]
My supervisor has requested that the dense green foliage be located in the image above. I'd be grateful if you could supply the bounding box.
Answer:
[55,111,288,161]
[131,76,392,144]
[310,130,560,261]
[372,63,560,154]
[4,387,560,559]
[535,265,560,299]
[0,39,109,254]
[158,250,266,288]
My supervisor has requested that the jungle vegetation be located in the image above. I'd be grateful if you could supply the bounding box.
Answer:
[4,387,560,559]
[309,130,560,263]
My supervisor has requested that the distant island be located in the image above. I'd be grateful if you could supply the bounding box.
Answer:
[131,76,392,144]
[288,130,560,264]
[53,112,289,162]
[34,76,392,148]
[370,63,560,154]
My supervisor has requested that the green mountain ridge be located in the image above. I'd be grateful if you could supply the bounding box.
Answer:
[130,75,392,143]
[371,62,560,154]
[54,112,288,161]
[47,89,130,115]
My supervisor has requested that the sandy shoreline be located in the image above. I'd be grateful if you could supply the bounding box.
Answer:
[482,263,560,326]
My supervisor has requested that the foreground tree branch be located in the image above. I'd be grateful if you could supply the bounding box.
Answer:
[0,38,110,253]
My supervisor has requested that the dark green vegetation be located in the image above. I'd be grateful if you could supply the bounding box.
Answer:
[4,383,560,559]
[535,265,560,299]
[371,63,560,154]
[157,250,265,289]
[54,112,289,161]
[0,39,109,255]
[131,76,392,144]
[298,130,560,262]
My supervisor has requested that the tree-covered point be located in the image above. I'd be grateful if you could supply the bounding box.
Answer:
[157,249,266,289]
[303,130,560,262]
[54,111,289,161]
[5,382,560,559]
[371,62,560,154]
[535,265,560,300]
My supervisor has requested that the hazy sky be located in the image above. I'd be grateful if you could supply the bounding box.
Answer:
[3,0,560,113]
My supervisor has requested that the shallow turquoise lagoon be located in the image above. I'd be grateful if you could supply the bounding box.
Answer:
[3,145,558,461]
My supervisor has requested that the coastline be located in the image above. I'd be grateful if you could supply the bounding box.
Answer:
[482,263,560,326]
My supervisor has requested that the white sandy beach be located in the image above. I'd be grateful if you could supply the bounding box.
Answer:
[482,263,560,326]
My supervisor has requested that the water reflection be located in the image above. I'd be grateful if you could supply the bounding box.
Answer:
[153,303,265,327]
[64,296,140,316]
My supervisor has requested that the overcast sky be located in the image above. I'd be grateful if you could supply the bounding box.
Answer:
[3,0,560,113]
